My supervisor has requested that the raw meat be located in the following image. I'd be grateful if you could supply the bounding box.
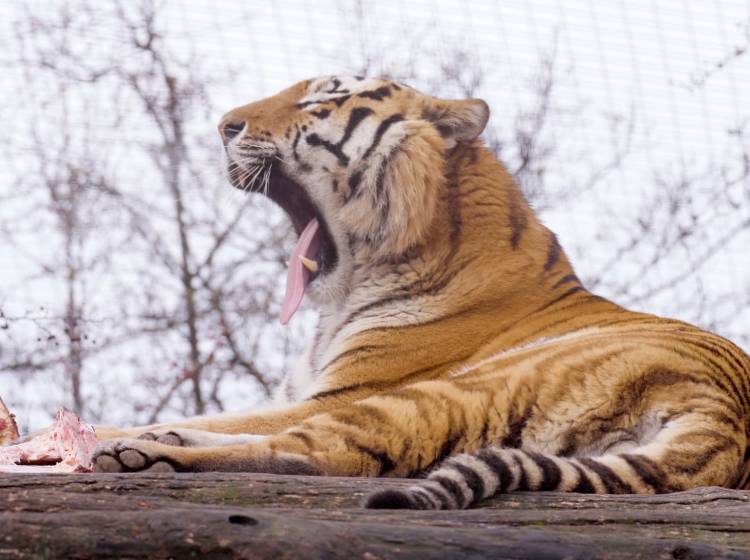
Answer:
[0,408,98,473]
[0,397,19,446]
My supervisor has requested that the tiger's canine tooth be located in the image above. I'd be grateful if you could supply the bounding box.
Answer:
[299,255,319,273]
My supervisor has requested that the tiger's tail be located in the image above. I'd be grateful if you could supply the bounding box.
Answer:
[364,438,739,510]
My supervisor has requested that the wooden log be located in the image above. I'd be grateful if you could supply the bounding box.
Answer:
[2,474,750,559]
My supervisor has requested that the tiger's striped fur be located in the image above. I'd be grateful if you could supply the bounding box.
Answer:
[91,76,750,510]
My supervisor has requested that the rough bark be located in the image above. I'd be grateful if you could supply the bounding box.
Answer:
[1,474,750,559]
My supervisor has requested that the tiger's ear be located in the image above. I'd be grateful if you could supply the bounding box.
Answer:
[420,97,490,148]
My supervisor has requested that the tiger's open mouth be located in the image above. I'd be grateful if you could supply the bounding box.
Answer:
[256,166,338,324]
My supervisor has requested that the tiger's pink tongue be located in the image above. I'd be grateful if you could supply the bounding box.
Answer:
[280,218,320,325]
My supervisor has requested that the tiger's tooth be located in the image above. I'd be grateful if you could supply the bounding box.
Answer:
[299,255,319,273]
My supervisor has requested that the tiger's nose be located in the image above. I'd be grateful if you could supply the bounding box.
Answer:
[219,120,246,144]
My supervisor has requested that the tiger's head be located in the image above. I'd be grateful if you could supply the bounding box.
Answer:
[219,76,489,323]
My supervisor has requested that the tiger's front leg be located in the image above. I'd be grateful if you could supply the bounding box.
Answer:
[92,379,492,475]
[89,395,353,442]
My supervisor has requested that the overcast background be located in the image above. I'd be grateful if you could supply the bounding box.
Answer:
[1,0,749,431]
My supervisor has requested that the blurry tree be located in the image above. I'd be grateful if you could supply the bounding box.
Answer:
[0,40,118,418]
[1,0,301,427]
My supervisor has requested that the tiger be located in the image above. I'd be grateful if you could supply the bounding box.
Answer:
[89,75,750,511]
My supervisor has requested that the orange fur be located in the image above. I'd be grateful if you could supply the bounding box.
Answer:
[91,77,750,510]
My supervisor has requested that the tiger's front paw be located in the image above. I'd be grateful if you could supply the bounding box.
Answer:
[92,438,179,473]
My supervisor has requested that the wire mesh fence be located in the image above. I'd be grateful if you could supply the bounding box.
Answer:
[0,0,748,430]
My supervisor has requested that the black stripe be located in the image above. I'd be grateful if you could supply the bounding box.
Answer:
[418,399,465,471]
[544,233,562,271]
[285,431,314,450]
[501,404,532,448]
[638,346,743,415]
[348,169,364,197]
[711,339,750,380]
[478,418,491,446]
[450,461,486,501]
[320,344,379,372]
[296,100,319,109]
[409,490,432,509]
[639,367,724,394]
[362,113,404,159]
[306,133,349,166]
[372,143,403,228]
[577,458,633,493]
[339,107,374,146]
[355,444,396,476]
[291,128,302,161]
[552,274,580,289]
[364,489,417,509]
[532,286,586,315]
[570,462,597,493]
[353,403,391,425]
[296,94,351,109]
[311,108,331,119]
[310,382,366,400]
[376,164,391,229]
[705,409,743,433]
[668,435,738,475]
[557,437,578,458]
[339,266,460,325]
[332,94,351,107]
[373,162,387,201]
[329,402,393,428]
[432,474,466,506]
[686,351,746,411]
[358,85,392,101]
[425,434,462,472]
[685,338,750,409]
[312,362,439,402]
[305,107,372,167]
[377,143,402,197]
[689,337,747,381]
[512,453,530,491]
[525,452,562,491]
[328,409,364,426]
[325,78,348,94]
[621,454,673,493]
[420,105,447,123]
[476,449,513,491]
[423,483,453,509]
[445,149,465,243]
[508,193,528,249]
[318,380,425,412]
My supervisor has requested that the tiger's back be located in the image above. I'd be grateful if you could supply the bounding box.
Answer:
[90,76,750,510]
